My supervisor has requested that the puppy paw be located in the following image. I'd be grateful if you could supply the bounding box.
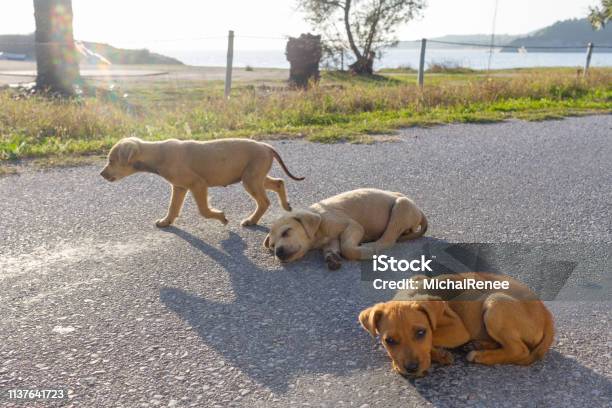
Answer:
[325,253,342,270]
[155,219,172,228]
[240,218,255,227]
[358,243,377,258]
[466,351,478,363]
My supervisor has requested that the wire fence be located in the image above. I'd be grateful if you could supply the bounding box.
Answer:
[2,31,612,94]
[8,34,610,47]
[0,34,287,46]
[3,34,612,55]
[426,39,612,49]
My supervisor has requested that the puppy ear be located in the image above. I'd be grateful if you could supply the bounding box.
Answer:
[263,234,271,249]
[359,305,382,337]
[118,140,140,165]
[293,210,321,240]
[416,301,446,331]
[416,300,469,346]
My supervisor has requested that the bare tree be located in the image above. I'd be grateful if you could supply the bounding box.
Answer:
[34,0,80,95]
[297,0,426,74]
[589,0,611,29]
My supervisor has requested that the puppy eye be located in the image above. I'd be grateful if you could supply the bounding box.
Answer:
[281,228,291,238]
[384,337,398,346]
[415,328,426,339]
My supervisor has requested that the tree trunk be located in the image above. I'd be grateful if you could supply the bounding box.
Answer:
[343,0,362,62]
[343,0,374,75]
[34,0,80,95]
[349,52,375,75]
[286,34,322,88]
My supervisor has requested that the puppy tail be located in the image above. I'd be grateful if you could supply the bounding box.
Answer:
[418,211,428,237]
[519,306,555,365]
[399,211,428,241]
[269,147,305,181]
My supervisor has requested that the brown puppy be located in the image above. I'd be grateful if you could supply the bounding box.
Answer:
[100,137,303,227]
[359,272,554,377]
[264,188,427,269]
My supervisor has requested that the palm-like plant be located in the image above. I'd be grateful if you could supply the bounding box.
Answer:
[589,0,612,29]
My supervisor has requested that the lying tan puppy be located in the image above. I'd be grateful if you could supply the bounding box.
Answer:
[359,272,554,377]
[264,188,427,269]
[100,137,303,227]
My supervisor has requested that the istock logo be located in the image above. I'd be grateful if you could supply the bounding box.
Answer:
[372,254,433,272]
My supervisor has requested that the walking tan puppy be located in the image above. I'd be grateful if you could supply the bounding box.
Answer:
[100,137,304,227]
[264,188,427,270]
[359,273,554,378]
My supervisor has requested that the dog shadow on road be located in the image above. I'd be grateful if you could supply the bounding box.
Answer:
[159,227,371,392]
[158,228,612,403]
[411,349,612,407]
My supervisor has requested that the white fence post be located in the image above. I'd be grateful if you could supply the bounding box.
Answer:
[418,38,427,88]
[225,30,234,98]
[584,42,594,77]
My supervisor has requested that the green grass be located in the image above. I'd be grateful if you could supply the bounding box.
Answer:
[1,67,611,167]
[426,61,478,74]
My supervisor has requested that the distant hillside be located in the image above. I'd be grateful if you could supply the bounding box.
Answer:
[501,18,612,52]
[397,34,520,49]
[79,41,183,65]
[0,34,35,58]
[0,33,184,64]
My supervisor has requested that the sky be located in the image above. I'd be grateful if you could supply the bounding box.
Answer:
[0,0,600,51]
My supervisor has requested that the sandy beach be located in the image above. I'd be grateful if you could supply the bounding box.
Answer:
[0,60,289,86]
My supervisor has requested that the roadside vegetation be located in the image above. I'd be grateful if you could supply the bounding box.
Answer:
[1,67,611,166]
[426,61,477,74]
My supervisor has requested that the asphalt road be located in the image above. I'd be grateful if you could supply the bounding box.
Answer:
[1,116,611,407]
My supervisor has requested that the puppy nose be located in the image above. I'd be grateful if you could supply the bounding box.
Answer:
[404,362,419,373]
[275,246,287,260]
[100,170,114,182]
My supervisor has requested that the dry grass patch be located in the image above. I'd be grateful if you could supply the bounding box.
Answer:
[1,68,610,162]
